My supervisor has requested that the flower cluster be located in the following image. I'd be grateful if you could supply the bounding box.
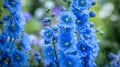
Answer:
[42,0,100,67]
[0,0,30,67]
[105,50,120,67]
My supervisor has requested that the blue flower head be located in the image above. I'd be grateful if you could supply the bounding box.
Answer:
[80,26,96,43]
[20,33,31,50]
[70,0,94,17]
[4,21,22,38]
[89,11,96,17]
[58,11,76,26]
[11,50,28,67]
[3,42,16,54]
[43,45,56,62]
[71,0,94,10]
[75,14,88,28]
[58,26,74,36]
[0,52,12,66]
[4,15,25,38]
[107,50,120,66]
[80,56,97,67]
[59,55,79,67]
[44,26,53,44]
[0,33,8,44]
[4,0,22,14]
[57,26,74,51]
[76,40,92,57]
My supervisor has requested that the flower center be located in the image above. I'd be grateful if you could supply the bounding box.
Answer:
[10,2,15,5]
[46,32,51,37]
[84,34,90,38]
[68,61,72,65]
[48,52,52,55]
[80,1,85,6]
[65,18,69,22]
[4,57,10,64]
[77,20,81,23]
[65,42,69,46]
[11,23,15,30]
[80,45,86,51]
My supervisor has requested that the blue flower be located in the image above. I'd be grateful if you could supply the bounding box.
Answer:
[71,0,94,10]
[59,55,79,67]
[58,11,76,26]
[43,45,56,62]
[107,50,120,66]
[89,41,100,58]
[58,26,75,37]
[11,50,28,67]
[42,17,51,26]
[70,0,94,17]
[89,11,96,17]
[4,20,22,38]
[80,26,96,43]
[0,33,8,44]
[57,26,74,51]
[44,26,53,44]
[76,40,92,57]
[75,14,88,28]
[4,15,24,38]
[0,53,12,67]
[20,33,31,50]
[3,15,10,21]
[44,60,56,67]
[81,56,97,67]
[34,51,41,62]
[4,0,22,14]
[3,42,16,54]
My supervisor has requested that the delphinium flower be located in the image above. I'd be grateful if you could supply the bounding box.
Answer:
[70,0,99,66]
[57,11,76,53]
[34,51,42,62]
[42,0,100,67]
[0,0,30,67]
[41,17,51,26]
[22,11,31,21]
[105,50,120,67]
[4,0,22,14]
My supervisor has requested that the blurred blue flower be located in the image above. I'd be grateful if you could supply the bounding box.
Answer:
[4,42,16,54]
[4,15,25,38]
[11,50,28,67]
[29,34,38,45]
[107,50,120,66]
[0,33,8,44]
[57,26,74,51]
[44,26,53,44]
[59,55,79,67]
[22,11,31,21]
[80,26,96,43]
[76,40,92,57]
[42,17,51,26]
[43,45,56,62]
[4,0,22,14]
[89,11,96,17]
[21,33,31,50]
[58,11,76,26]
[75,14,88,28]
[0,52,12,66]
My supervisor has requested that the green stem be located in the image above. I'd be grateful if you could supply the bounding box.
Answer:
[52,39,59,67]
[77,30,80,41]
